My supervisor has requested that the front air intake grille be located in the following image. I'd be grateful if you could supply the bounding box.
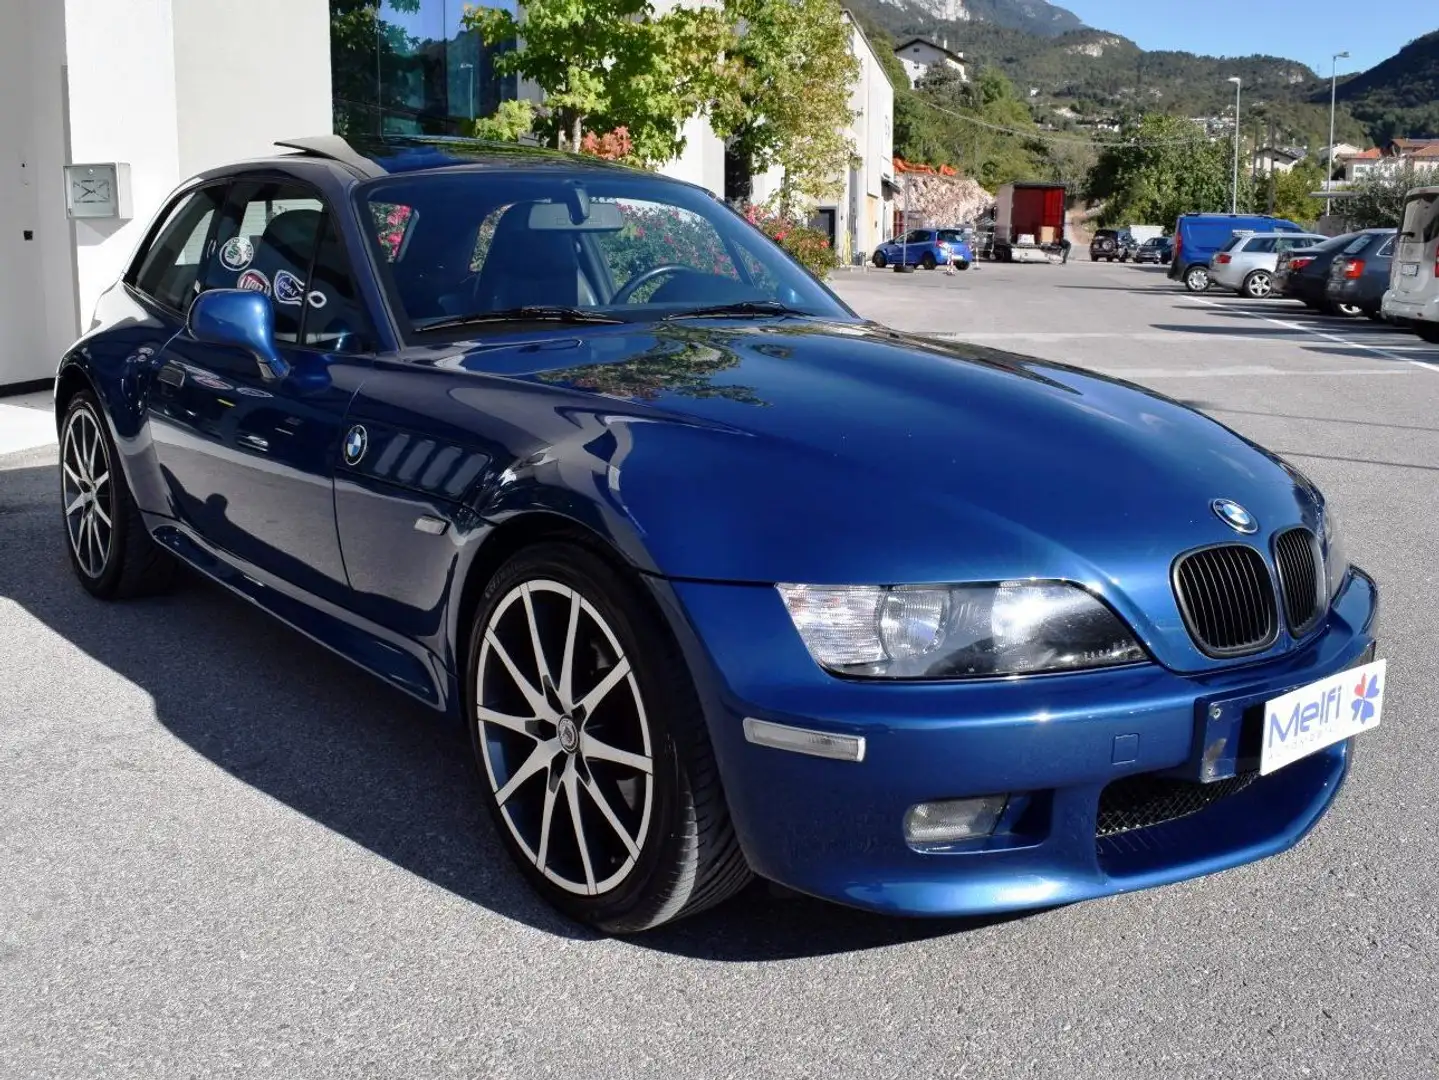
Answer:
[1172,545,1278,657]
[1096,772,1258,839]
[1273,527,1324,635]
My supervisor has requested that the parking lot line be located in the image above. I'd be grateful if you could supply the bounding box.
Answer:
[1187,296,1439,374]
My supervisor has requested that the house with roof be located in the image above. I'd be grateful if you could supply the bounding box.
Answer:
[1252,146,1302,176]
[1343,139,1439,182]
[893,37,968,88]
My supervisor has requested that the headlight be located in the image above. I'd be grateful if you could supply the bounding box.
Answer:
[1322,504,1349,599]
[776,581,1147,679]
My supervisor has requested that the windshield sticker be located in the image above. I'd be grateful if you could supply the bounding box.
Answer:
[219,236,254,272]
[236,269,269,294]
[307,290,328,310]
[274,269,305,306]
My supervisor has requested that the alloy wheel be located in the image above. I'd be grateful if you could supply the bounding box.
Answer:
[1185,266,1209,291]
[1245,272,1273,299]
[475,579,654,897]
[61,406,114,579]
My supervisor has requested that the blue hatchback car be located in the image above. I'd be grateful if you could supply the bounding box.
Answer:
[56,136,1383,932]
[871,227,973,270]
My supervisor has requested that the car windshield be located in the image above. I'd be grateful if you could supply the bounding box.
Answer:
[360,171,851,335]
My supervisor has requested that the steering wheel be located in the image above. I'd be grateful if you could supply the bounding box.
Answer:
[611,264,695,305]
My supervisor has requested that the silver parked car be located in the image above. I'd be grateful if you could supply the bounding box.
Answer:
[1209,231,1327,298]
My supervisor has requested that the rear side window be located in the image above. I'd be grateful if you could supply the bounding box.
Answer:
[1377,235,1396,257]
[1343,235,1372,255]
[1219,235,1246,252]
[133,187,224,312]
[1242,237,1277,254]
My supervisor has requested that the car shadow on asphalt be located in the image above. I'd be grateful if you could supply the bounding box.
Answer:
[0,459,1020,960]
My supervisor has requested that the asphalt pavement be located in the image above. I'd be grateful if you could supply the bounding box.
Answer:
[3,259,1437,1079]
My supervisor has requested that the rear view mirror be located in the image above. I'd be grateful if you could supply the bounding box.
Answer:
[528,201,624,232]
[187,289,290,381]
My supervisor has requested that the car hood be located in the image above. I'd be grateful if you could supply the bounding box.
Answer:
[441,319,1322,671]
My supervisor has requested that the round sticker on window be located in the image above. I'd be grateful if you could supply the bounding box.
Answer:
[274,269,305,306]
[219,236,254,272]
[307,290,327,309]
[236,269,269,294]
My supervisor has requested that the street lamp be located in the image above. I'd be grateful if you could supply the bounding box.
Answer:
[1228,77,1242,214]
[1327,50,1350,217]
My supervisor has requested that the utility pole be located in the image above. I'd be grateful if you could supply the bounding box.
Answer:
[1267,117,1277,214]
[1327,51,1350,217]
[1228,77,1242,214]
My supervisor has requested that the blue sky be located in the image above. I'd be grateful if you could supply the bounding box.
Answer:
[1060,2,1436,74]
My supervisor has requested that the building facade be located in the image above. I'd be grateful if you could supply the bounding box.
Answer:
[0,0,730,392]
[750,11,895,264]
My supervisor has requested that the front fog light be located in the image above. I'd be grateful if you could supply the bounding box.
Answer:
[904,795,1009,846]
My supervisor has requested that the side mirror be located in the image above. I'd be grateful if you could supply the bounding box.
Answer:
[187,289,290,381]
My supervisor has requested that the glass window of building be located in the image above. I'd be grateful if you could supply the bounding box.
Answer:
[330,0,518,136]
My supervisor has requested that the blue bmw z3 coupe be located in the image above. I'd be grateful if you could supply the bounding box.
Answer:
[53,136,1384,931]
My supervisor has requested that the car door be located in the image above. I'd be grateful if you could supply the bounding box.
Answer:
[147,176,376,605]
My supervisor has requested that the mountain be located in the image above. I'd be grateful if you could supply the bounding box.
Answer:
[873,0,1083,37]
[850,0,1376,148]
[1331,29,1439,141]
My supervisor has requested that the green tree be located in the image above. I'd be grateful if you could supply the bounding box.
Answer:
[1346,164,1428,228]
[1267,161,1326,225]
[463,0,736,165]
[1086,113,1246,227]
[711,0,858,213]
[472,99,536,142]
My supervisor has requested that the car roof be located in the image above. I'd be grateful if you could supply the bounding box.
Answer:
[194,134,661,185]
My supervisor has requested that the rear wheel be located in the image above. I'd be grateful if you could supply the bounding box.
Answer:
[466,543,750,933]
[920,252,937,271]
[1184,265,1210,292]
[1365,308,1384,322]
[1242,270,1273,299]
[60,391,174,600]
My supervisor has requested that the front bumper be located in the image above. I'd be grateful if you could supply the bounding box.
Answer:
[658,569,1379,916]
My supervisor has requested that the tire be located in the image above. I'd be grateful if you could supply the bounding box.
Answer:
[920,252,937,271]
[1184,265,1210,292]
[1365,308,1384,322]
[1416,322,1439,344]
[953,260,970,271]
[1336,302,1362,317]
[59,391,174,600]
[1242,270,1273,299]
[871,251,887,269]
[466,543,751,933]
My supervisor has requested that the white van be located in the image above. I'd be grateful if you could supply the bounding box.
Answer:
[1382,186,1439,343]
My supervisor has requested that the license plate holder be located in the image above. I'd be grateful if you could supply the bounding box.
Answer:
[1402,262,1420,276]
[1260,659,1386,775]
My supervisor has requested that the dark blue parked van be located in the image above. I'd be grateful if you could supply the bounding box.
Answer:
[1169,213,1305,292]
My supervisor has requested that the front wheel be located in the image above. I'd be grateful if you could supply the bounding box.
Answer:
[871,251,887,269]
[467,544,751,933]
[1184,265,1210,292]
[60,391,174,600]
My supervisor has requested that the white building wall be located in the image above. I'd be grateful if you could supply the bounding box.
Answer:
[172,1,333,179]
[0,0,334,388]
[657,112,725,198]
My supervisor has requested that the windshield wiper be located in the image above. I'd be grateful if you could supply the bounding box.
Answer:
[662,300,810,320]
[415,306,624,332]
